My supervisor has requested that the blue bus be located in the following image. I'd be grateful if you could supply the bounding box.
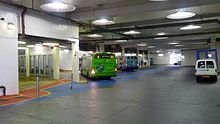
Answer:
[117,56,139,71]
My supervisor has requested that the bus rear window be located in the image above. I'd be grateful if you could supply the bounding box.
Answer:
[206,61,214,68]
[131,56,137,59]
[197,61,205,68]
[94,54,115,59]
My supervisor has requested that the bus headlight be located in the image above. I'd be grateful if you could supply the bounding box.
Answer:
[91,68,96,74]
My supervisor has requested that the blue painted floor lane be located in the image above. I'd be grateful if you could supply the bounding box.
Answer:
[1,66,181,108]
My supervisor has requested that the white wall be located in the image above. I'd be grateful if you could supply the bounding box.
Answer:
[0,6,19,95]
[59,50,72,70]
[24,11,79,40]
[182,50,196,66]
[150,53,170,65]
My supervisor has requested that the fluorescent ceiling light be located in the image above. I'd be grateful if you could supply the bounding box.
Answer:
[123,30,141,35]
[157,32,166,36]
[175,45,184,47]
[158,54,164,56]
[18,41,26,44]
[115,40,127,43]
[18,47,26,50]
[59,45,66,48]
[40,2,76,12]
[156,51,160,53]
[27,45,37,48]
[92,19,115,25]
[167,11,196,20]
[137,43,147,47]
[148,46,156,48]
[64,49,70,53]
[87,34,103,38]
[43,43,59,46]
[180,25,201,30]
[168,42,179,45]
[150,0,167,1]
[154,37,168,40]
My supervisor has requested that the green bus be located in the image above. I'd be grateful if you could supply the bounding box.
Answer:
[81,52,117,79]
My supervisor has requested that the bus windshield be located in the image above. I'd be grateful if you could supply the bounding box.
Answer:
[94,54,115,59]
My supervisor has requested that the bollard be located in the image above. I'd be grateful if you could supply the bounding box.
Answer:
[70,73,73,89]
[0,86,6,96]
[36,77,40,97]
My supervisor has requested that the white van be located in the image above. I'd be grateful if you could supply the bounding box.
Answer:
[195,59,218,82]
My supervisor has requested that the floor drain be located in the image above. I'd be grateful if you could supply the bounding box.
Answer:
[217,104,220,107]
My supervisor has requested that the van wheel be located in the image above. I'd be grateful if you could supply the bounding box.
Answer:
[212,76,217,83]
[196,76,201,82]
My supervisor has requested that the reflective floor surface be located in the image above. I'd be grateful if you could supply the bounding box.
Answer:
[1,66,220,124]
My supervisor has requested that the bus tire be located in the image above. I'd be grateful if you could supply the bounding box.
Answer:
[212,76,217,83]
[196,76,201,83]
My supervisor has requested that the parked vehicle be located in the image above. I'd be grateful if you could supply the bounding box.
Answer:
[195,59,218,82]
[117,56,138,71]
[81,52,117,79]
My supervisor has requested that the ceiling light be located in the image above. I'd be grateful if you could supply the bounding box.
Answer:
[158,54,164,57]
[167,11,196,20]
[115,40,127,43]
[43,43,59,47]
[87,34,103,38]
[175,45,184,47]
[123,30,141,35]
[156,51,160,53]
[64,49,70,53]
[154,37,168,40]
[18,41,26,44]
[18,47,26,50]
[137,43,147,47]
[59,45,66,48]
[150,0,167,1]
[157,32,166,36]
[180,25,201,30]
[40,1,76,12]
[92,19,115,25]
[168,42,179,45]
[148,46,156,48]
[27,45,38,48]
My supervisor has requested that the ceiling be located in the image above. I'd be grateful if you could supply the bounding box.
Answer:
[3,0,220,52]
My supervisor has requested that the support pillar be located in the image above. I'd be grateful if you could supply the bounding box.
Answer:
[99,43,105,52]
[53,46,60,80]
[136,49,140,57]
[72,40,80,82]
[121,46,125,56]
[25,48,30,78]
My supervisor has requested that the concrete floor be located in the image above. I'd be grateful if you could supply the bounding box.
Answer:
[1,66,220,124]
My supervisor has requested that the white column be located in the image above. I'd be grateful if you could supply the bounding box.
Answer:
[53,46,60,80]
[72,40,80,82]
[136,49,140,57]
[25,48,30,78]
[99,43,105,52]
[121,46,125,56]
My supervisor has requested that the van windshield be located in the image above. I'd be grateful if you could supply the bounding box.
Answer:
[198,61,205,68]
[206,61,214,68]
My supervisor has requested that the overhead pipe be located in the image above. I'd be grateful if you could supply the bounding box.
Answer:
[80,30,220,42]
[80,19,220,35]
[21,7,27,37]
